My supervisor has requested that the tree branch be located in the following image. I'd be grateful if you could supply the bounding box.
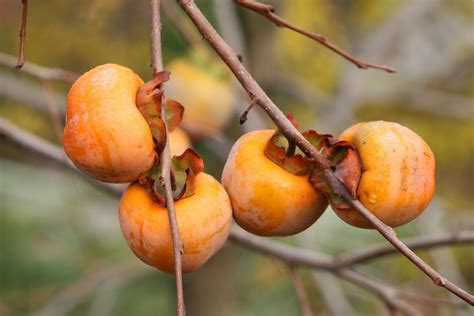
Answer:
[286,265,314,316]
[176,0,473,305]
[15,0,29,68]
[234,0,396,73]
[0,51,79,82]
[149,1,185,315]
[337,230,474,267]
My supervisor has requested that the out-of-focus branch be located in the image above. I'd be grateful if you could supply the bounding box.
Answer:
[162,0,202,48]
[0,52,78,82]
[41,80,64,144]
[15,0,29,68]
[176,0,473,304]
[337,269,422,316]
[149,1,185,315]
[286,265,314,316]
[337,230,474,267]
[32,261,148,316]
[214,0,267,131]
[234,0,396,73]
[0,117,123,196]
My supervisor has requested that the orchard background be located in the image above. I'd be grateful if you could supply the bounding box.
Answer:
[0,0,473,315]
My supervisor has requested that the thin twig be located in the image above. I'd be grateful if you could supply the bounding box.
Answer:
[239,97,258,124]
[150,1,185,315]
[0,52,79,82]
[286,265,314,316]
[176,0,473,305]
[234,0,396,73]
[15,0,29,68]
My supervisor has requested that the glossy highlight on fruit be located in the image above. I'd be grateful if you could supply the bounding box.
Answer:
[336,121,435,228]
[221,130,328,236]
[119,173,232,274]
[165,59,234,138]
[64,64,155,183]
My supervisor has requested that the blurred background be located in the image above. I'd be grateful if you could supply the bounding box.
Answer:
[0,0,473,315]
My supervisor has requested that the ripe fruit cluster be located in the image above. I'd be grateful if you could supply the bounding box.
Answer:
[63,63,436,275]
[222,121,435,235]
[64,64,232,274]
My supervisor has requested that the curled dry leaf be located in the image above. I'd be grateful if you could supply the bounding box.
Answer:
[139,148,204,207]
[264,132,313,176]
[136,71,184,152]
[309,137,361,210]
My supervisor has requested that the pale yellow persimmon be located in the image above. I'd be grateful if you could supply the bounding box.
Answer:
[119,173,232,274]
[64,64,155,183]
[336,121,435,228]
[221,130,328,236]
[169,128,192,157]
[165,59,234,138]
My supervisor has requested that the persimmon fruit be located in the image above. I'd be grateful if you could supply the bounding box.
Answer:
[165,59,234,138]
[64,64,155,183]
[221,130,328,236]
[335,121,435,228]
[119,173,232,274]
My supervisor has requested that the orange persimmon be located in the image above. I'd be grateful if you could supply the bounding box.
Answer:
[335,121,435,228]
[221,130,328,236]
[64,64,155,183]
[119,173,232,274]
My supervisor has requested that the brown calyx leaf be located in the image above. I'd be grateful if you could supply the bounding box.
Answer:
[136,71,184,152]
[139,148,204,207]
[304,131,362,211]
[264,131,313,176]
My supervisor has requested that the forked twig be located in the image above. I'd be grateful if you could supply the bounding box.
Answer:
[234,0,396,73]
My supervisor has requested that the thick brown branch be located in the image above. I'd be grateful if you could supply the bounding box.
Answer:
[15,0,29,68]
[149,1,185,315]
[234,0,396,73]
[176,0,473,305]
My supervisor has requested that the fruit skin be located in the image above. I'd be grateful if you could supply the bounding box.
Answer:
[336,121,435,228]
[64,64,155,183]
[119,173,232,274]
[221,130,328,237]
[165,59,234,138]
[169,128,192,157]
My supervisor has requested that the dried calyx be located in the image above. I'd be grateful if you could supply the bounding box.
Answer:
[136,71,204,206]
[264,114,361,210]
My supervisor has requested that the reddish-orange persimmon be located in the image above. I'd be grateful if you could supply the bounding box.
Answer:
[221,130,328,236]
[336,121,435,228]
[64,64,155,183]
[119,173,232,274]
